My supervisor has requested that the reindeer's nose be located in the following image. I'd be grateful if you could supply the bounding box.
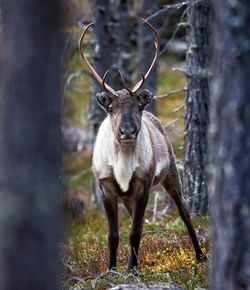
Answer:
[119,125,137,139]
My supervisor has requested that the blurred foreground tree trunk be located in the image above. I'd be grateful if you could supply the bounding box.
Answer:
[183,1,210,215]
[0,1,63,290]
[210,1,250,289]
[137,0,160,114]
[89,0,134,205]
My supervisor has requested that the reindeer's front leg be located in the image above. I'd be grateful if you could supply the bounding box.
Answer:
[99,179,119,269]
[127,179,150,271]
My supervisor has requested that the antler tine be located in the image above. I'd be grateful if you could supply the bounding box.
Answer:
[131,72,145,93]
[132,18,160,93]
[78,23,117,96]
[118,70,133,95]
[102,70,112,92]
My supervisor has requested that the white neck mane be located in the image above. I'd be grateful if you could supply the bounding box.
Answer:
[93,115,152,192]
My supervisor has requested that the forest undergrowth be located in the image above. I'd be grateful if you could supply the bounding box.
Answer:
[61,207,210,290]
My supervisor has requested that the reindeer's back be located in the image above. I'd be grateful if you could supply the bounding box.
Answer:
[143,111,166,136]
[143,111,175,156]
[142,111,171,179]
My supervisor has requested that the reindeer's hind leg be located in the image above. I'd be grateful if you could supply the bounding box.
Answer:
[162,156,207,262]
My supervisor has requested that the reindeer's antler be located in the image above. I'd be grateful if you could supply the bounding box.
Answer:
[117,70,133,95]
[118,18,160,94]
[79,19,160,95]
[78,23,118,96]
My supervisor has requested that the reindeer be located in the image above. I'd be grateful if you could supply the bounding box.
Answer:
[79,19,207,271]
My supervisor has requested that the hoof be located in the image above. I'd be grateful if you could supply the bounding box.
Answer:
[108,266,117,271]
[196,253,208,263]
[127,266,139,276]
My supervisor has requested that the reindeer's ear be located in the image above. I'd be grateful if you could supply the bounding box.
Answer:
[137,89,154,110]
[96,92,113,112]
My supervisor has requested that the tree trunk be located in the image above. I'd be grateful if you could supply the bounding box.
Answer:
[89,0,134,128]
[183,1,210,215]
[89,0,116,205]
[113,0,134,88]
[137,0,159,114]
[210,1,250,289]
[89,0,134,205]
[0,1,63,289]
[89,0,116,130]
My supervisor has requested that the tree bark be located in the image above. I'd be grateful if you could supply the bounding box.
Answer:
[183,1,210,215]
[89,0,116,130]
[210,1,250,289]
[89,0,134,129]
[137,0,160,114]
[0,1,63,289]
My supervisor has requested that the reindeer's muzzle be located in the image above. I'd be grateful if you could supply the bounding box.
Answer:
[119,124,137,142]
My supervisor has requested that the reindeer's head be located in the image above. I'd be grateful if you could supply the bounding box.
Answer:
[79,18,159,144]
[96,89,153,144]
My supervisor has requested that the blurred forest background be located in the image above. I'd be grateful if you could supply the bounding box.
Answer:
[1,0,250,290]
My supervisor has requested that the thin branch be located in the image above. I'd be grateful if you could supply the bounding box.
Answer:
[156,87,186,99]
[63,69,92,98]
[172,103,185,112]
[60,31,73,64]
[164,118,180,129]
[146,1,191,22]
[172,67,187,75]
[66,69,85,86]
[159,0,202,56]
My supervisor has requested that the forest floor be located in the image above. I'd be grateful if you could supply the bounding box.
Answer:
[61,207,210,290]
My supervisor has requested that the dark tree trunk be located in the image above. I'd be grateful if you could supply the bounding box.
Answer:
[0,1,63,289]
[89,0,134,205]
[89,0,116,130]
[183,1,210,215]
[89,0,115,205]
[137,0,159,114]
[89,0,134,129]
[113,0,134,88]
[210,1,250,289]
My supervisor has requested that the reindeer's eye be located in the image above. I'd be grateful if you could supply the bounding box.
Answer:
[139,103,143,111]
[108,106,113,113]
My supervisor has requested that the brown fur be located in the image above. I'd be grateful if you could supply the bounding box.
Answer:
[93,89,207,270]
